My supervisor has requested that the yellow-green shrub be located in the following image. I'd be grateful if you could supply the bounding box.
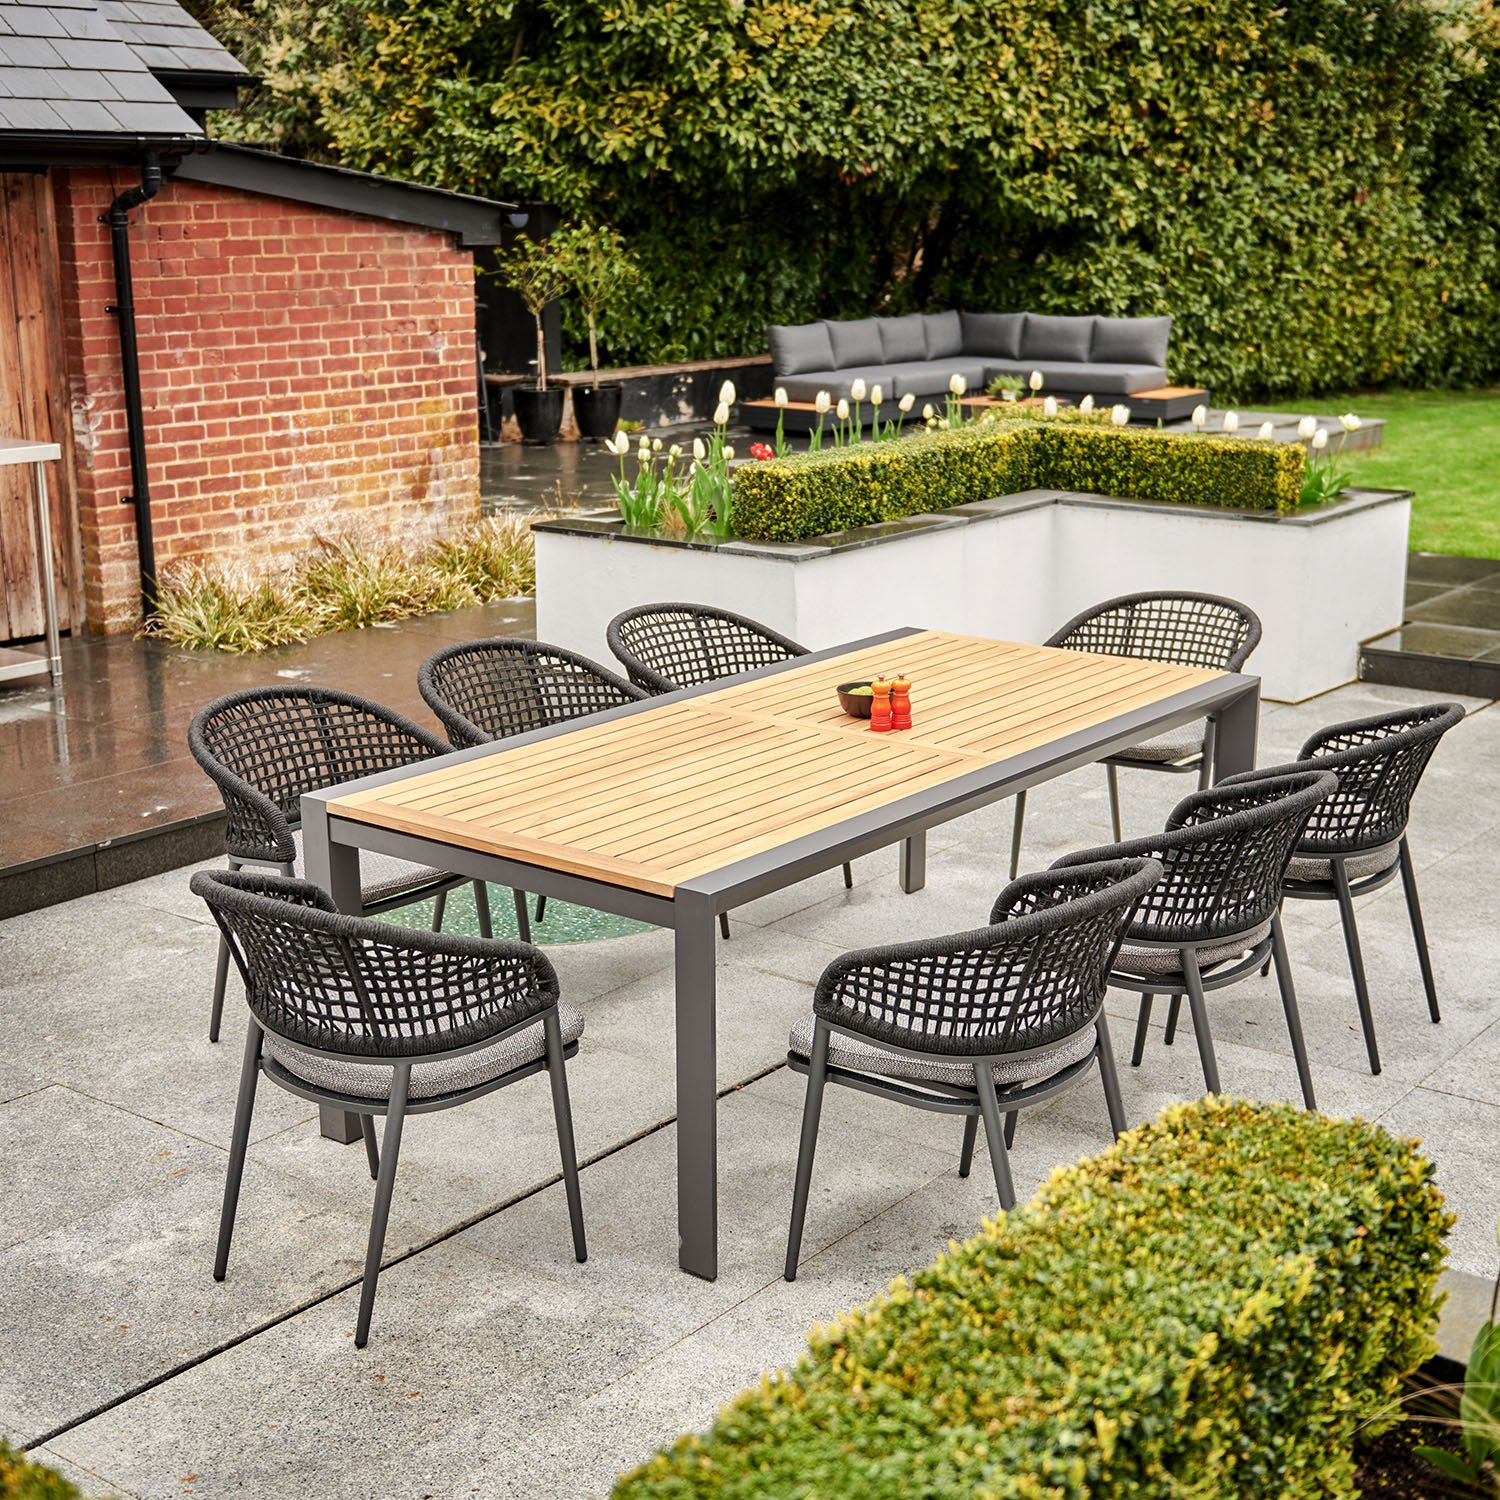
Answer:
[613,1097,1450,1500]
[731,422,1307,543]
[0,1445,83,1499]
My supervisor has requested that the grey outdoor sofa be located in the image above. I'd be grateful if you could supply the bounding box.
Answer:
[766,310,1171,405]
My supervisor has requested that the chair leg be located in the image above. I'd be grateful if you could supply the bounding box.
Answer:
[208,856,245,1043]
[214,1020,263,1281]
[544,1009,587,1263]
[1009,791,1027,882]
[842,862,854,889]
[1106,764,1123,843]
[1164,993,1182,1045]
[360,1113,380,1181]
[784,1022,830,1281]
[1332,860,1382,1076]
[1181,948,1222,1095]
[1398,836,1441,1024]
[958,1114,978,1178]
[1130,993,1154,1066]
[1003,1109,1018,1149]
[720,911,732,941]
[462,883,486,940]
[974,1066,1017,1211]
[356,1062,410,1349]
[1095,1013,1128,1138]
[1269,914,1317,1111]
[535,894,547,923]
[431,890,446,933]
[509,886,533,945]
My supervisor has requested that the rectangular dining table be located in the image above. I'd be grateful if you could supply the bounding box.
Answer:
[301,627,1259,1280]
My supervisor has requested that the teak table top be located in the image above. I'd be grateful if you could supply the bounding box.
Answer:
[331,631,1219,898]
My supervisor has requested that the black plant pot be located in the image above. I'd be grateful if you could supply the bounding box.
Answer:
[513,383,565,445]
[573,382,625,440]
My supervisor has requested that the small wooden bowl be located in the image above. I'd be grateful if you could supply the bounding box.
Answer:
[837,681,874,719]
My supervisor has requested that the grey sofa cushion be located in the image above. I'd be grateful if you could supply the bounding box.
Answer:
[880,360,986,400]
[1092,315,1172,368]
[823,317,884,369]
[960,311,1026,360]
[875,314,928,363]
[983,359,1165,396]
[922,310,964,359]
[1021,314,1097,362]
[777,367,895,404]
[768,322,835,376]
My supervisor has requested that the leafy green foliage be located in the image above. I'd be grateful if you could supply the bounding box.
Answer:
[613,1097,1451,1499]
[0,1445,84,1499]
[731,419,1306,541]
[210,0,1500,399]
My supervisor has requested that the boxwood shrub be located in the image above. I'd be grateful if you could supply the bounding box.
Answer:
[731,421,1306,543]
[0,1444,83,1498]
[613,1097,1450,1500]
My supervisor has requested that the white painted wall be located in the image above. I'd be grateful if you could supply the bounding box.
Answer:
[535,493,1410,703]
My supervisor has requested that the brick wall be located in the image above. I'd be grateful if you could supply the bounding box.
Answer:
[52,168,481,631]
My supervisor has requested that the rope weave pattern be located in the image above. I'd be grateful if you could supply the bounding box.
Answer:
[607,603,808,694]
[1048,591,1262,672]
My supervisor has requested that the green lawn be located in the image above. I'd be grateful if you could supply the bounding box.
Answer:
[1285,387,1500,559]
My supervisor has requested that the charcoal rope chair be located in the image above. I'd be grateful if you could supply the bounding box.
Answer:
[1221,702,1464,1075]
[1010,592,1262,879]
[190,686,533,1043]
[192,869,586,1348]
[782,857,1163,1281]
[418,638,647,924]
[606,602,855,933]
[1052,769,1337,1110]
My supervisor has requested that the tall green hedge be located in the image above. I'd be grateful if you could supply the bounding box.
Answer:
[207,0,1500,399]
[731,421,1306,541]
[612,1097,1450,1499]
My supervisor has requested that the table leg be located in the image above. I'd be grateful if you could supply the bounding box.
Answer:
[675,891,718,1280]
[901,831,927,893]
[1210,683,1260,782]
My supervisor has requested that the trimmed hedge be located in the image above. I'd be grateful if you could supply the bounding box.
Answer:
[731,421,1307,543]
[0,1445,83,1499]
[613,1097,1450,1499]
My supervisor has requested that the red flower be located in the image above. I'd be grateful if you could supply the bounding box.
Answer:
[749,442,775,461]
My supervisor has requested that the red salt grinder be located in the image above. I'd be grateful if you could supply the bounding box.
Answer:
[891,674,912,731]
[870,677,894,732]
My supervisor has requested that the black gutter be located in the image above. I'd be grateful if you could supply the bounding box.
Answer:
[103,153,164,620]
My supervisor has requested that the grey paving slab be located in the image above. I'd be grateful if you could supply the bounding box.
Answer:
[23,1446,141,1500]
[1420,1016,1500,1110]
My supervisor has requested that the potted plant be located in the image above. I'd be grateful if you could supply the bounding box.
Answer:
[494,234,569,444]
[552,223,638,440]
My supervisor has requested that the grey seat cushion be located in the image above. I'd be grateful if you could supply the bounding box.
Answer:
[982,360,1167,396]
[960,310,1026,361]
[881,359,987,399]
[1286,842,1400,884]
[1020,314,1097,362]
[264,998,586,1101]
[1092,315,1172,368]
[788,1014,1098,1088]
[776,367,899,404]
[823,317,884,369]
[291,829,450,905]
[922,311,964,359]
[1110,721,1206,765]
[1114,921,1272,977]
[768,322,835,377]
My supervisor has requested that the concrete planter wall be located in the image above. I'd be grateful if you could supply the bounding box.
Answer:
[534,486,1411,703]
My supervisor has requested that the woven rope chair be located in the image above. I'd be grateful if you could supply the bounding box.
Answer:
[1221,702,1464,1075]
[192,868,586,1348]
[782,856,1162,1280]
[1053,769,1336,1110]
[1010,591,1262,878]
[605,602,854,931]
[189,686,532,1044]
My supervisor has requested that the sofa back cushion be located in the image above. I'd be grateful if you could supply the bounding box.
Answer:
[959,311,1026,361]
[875,314,928,363]
[823,318,884,370]
[1021,314,1096,363]
[922,310,964,359]
[1092,315,1172,368]
[768,322,835,376]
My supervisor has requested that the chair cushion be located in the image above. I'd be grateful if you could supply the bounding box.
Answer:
[985,360,1167,396]
[1092,315,1172,368]
[264,999,586,1102]
[291,830,450,905]
[788,1014,1098,1089]
[960,310,1026,360]
[776,368,895,404]
[922,310,964,359]
[823,318,884,369]
[1020,314,1097,362]
[1114,921,1272,977]
[881,360,987,400]
[1286,842,1400,884]
[875,314,929,363]
[1110,722,1206,765]
[768,322,835,376]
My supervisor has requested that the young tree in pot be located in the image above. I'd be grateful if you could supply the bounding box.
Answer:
[493,235,569,444]
[552,223,638,440]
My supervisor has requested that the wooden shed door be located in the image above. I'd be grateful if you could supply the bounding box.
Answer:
[0,171,81,641]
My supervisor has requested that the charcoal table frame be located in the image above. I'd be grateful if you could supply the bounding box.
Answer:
[301,625,1259,1280]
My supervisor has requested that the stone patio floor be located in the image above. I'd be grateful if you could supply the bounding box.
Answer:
[3,677,1499,1499]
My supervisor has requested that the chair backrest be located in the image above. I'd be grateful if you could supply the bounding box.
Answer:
[419,638,645,748]
[607,603,808,694]
[191,868,558,1058]
[812,858,1162,1057]
[1047,591,1262,673]
[189,686,447,863]
[1054,770,1336,945]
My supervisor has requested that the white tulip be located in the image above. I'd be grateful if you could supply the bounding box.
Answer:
[1311,427,1329,450]
[1111,404,1131,426]
[1222,410,1239,434]
[718,380,736,407]
[898,393,915,413]
[1043,396,1058,417]
[722,446,734,461]
[1257,421,1275,441]
[922,403,935,420]
[1190,404,1208,429]
[692,437,707,461]
[605,432,627,456]
[637,435,650,454]
[948,372,968,396]
[713,402,731,426]
[1078,395,1095,415]
[869,384,883,407]
[814,390,832,414]
[849,378,867,402]
[652,437,662,452]
[1028,370,1044,392]
[1339,412,1361,432]
[668,444,682,459]
[836,398,850,419]
[1297,415,1317,440]
[774,387,788,408]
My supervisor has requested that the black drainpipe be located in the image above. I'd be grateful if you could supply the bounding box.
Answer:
[102,152,163,620]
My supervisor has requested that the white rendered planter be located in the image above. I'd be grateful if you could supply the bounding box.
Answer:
[534,486,1411,703]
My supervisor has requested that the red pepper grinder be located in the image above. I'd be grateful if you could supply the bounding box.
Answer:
[891,673,912,731]
[870,676,893,733]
